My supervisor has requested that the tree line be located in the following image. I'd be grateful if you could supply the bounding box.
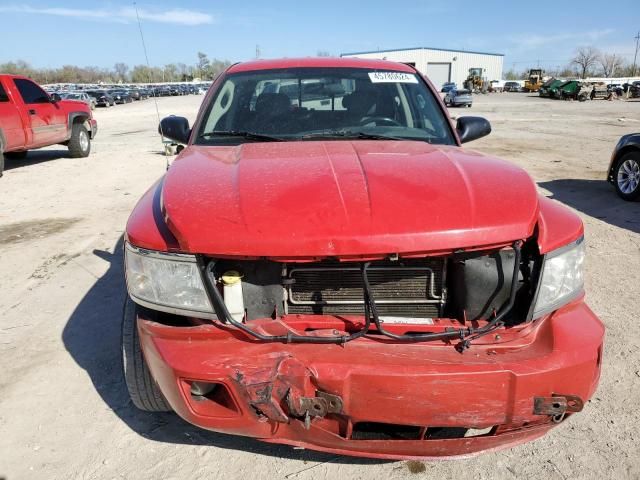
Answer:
[0,52,231,84]
[504,46,638,80]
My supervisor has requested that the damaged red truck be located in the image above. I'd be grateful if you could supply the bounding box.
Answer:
[122,58,604,459]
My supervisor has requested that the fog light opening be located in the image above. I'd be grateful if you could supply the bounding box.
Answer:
[184,380,239,417]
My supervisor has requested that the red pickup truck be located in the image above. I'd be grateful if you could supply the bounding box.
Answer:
[122,58,604,459]
[0,74,97,177]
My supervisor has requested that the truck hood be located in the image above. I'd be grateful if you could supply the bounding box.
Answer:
[161,141,539,258]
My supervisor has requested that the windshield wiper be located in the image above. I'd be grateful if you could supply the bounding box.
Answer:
[198,130,284,142]
[300,130,406,141]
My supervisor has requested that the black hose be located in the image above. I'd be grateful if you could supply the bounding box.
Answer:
[361,241,522,345]
[197,257,371,344]
[361,261,471,342]
[196,240,522,347]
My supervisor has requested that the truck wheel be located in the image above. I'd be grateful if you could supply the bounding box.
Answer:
[122,298,172,412]
[68,123,91,158]
[614,153,640,201]
[0,150,4,178]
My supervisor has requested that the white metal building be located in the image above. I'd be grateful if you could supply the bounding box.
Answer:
[341,47,504,90]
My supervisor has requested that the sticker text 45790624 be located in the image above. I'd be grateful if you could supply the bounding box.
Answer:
[368,72,419,84]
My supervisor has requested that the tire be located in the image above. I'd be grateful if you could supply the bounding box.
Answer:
[5,151,28,159]
[578,94,587,102]
[68,123,91,158]
[613,152,640,201]
[0,149,4,178]
[122,298,172,412]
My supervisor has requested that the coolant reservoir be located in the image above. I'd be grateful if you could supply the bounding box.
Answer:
[221,271,244,322]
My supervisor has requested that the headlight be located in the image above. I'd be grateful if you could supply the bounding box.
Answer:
[125,243,214,317]
[532,237,585,318]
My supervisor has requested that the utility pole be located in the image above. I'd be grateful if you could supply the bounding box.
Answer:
[255,44,261,59]
[632,31,640,77]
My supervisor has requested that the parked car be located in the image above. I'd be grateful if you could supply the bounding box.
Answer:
[503,81,521,92]
[128,89,142,101]
[152,86,171,97]
[607,84,624,96]
[489,80,505,92]
[122,57,603,460]
[86,90,115,107]
[0,74,97,176]
[59,91,96,110]
[168,85,182,96]
[444,88,473,107]
[607,133,640,200]
[109,89,133,104]
[440,82,456,93]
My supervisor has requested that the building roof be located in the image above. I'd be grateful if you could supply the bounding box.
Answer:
[227,57,416,73]
[341,46,504,57]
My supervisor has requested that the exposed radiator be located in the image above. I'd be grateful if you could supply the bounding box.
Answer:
[286,259,445,318]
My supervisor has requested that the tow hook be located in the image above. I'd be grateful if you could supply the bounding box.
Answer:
[287,391,344,429]
[533,394,584,423]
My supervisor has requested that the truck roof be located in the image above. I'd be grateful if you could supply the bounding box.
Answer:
[227,57,416,74]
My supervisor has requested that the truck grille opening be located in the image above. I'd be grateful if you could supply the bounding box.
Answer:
[211,242,536,325]
[286,259,445,318]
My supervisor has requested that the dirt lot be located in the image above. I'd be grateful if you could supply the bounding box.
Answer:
[1,93,639,480]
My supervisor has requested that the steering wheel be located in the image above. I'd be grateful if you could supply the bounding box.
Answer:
[358,116,402,127]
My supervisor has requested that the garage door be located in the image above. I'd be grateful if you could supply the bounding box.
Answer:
[426,63,451,90]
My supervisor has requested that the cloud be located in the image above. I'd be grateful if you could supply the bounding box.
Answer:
[0,4,214,26]
[508,29,615,50]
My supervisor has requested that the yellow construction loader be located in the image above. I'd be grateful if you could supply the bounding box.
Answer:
[464,68,486,92]
[524,69,544,92]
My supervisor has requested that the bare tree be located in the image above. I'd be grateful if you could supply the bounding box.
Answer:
[571,47,600,78]
[163,64,178,82]
[114,62,129,82]
[196,51,210,79]
[0,53,231,84]
[598,53,623,77]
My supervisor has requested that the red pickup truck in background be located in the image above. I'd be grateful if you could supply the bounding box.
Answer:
[0,74,97,177]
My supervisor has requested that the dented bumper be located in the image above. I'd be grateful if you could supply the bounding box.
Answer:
[137,300,604,459]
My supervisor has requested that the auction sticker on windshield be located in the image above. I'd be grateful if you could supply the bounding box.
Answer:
[368,72,419,83]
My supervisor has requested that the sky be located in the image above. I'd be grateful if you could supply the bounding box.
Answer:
[1,0,638,72]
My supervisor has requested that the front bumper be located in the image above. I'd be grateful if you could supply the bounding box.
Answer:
[452,99,472,106]
[138,300,603,459]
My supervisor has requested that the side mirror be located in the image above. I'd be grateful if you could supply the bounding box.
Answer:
[159,115,191,145]
[50,93,61,102]
[456,116,491,143]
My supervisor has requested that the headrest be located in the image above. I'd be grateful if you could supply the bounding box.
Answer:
[342,90,375,116]
[255,92,291,115]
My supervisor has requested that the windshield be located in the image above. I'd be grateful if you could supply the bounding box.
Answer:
[196,67,455,145]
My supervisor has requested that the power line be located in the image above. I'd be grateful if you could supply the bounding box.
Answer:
[633,31,640,77]
[133,2,168,170]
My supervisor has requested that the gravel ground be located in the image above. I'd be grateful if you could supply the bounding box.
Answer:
[0,93,639,480]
